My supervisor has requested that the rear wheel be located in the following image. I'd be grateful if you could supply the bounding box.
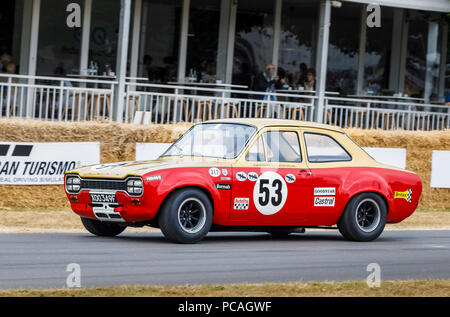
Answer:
[81,217,126,237]
[158,188,213,244]
[338,193,387,242]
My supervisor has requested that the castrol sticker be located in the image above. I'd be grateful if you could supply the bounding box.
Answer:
[314,196,335,207]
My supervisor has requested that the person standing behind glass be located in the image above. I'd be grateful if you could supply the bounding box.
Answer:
[252,63,285,100]
[303,68,316,91]
[294,63,308,87]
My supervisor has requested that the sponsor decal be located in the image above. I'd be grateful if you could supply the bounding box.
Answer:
[394,189,412,203]
[234,197,249,210]
[314,187,336,196]
[0,142,99,185]
[236,171,247,181]
[91,162,128,171]
[222,169,228,176]
[285,174,296,183]
[221,177,231,181]
[314,196,335,207]
[253,171,287,215]
[146,175,162,182]
[216,183,231,190]
[247,172,258,182]
[209,167,221,177]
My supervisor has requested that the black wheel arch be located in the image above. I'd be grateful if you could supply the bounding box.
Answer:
[338,191,389,223]
[153,185,214,227]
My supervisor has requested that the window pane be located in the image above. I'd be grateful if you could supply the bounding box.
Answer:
[264,131,301,163]
[364,7,393,95]
[304,133,351,162]
[186,0,220,82]
[163,123,256,159]
[232,0,274,88]
[37,0,82,75]
[139,0,182,83]
[246,135,265,161]
[278,0,318,88]
[326,2,361,95]
[88,0,120,76]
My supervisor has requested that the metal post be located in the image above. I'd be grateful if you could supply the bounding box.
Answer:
[356,6,367,95]
[398,14,408,94]
[130,0,142,82]
[272,0,282,69]
[114,0,132,122]
[388,8,403,92]
[177,0,190,82]
[314,0,331,123]
[26,0,40,118]
[438,22,448,102]
[424,21,439,103]
[225,1,237,85]
[79,0,92,76]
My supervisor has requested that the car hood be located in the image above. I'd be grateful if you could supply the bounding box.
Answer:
[67,157,231,179]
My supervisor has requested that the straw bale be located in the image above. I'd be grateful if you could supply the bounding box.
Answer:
[0,119,448,210]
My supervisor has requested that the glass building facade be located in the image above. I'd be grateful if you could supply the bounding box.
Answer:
[1,0,448,101]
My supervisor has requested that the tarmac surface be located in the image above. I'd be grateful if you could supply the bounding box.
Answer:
[0,230,449,289]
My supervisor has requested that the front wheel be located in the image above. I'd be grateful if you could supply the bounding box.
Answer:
[81,217,126,237]
[338,193,387,242]
[158,188,213,243]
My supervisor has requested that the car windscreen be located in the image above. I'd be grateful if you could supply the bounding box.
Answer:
[161,123,257,159]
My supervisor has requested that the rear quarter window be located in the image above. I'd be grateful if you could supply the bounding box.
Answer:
[304,132,352,162]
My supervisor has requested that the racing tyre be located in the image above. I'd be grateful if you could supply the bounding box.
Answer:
[159,188,213,244]
[338,192,387,242]
[81,217,126,237]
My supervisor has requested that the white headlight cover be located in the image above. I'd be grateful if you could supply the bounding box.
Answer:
[126,177,143,196]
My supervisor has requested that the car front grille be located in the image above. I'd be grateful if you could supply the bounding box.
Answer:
[80,179,128,191]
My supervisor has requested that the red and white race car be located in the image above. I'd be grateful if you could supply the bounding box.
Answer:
[65,119,422,243]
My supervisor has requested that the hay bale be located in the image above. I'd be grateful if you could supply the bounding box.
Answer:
[0,119,448,210]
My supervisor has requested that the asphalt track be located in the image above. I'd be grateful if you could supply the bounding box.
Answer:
[0,230,449,289]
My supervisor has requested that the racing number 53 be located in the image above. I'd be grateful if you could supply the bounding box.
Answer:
[253,172,288,216]
[259,179,283,207]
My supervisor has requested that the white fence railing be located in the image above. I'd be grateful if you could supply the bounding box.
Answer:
[124,82,316,124]
[324,97,450,130]
[1,74,449,130]
[0,74,116,121]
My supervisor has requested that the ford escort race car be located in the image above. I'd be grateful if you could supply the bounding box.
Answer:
[64,119,422,243]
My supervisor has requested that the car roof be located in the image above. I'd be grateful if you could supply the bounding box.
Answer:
[204,118,345,134]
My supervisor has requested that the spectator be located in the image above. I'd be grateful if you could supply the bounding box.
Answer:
[252,63,285,100]
[294,63,308,87]
[303,68,316,91]
[445,93,450,106]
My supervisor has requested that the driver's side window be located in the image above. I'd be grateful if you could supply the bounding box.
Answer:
[246,130,302,163]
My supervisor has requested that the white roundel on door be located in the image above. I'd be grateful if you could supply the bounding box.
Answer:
[253,171,288,215]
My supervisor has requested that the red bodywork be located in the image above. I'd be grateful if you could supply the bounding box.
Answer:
[66,164,422,227]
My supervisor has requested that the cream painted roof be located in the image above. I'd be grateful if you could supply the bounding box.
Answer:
[204,118,345,133]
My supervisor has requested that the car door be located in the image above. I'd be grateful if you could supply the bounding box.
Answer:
[300,128,354,224]
[230,127,313,222]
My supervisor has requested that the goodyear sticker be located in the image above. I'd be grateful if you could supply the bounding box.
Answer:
[394,189,412,203]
